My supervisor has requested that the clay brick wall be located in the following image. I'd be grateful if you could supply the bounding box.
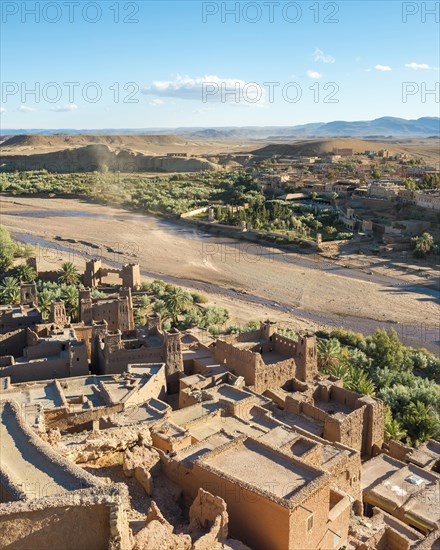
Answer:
[327,406,365,453]
[214,341,259,386]
[289,483,332,550]
[331,385,359,408]
[0,504,111,549]
[301,401,329,423]
[192,464,290,550]
[102,347,164,375]
[25,340,62,360]
[91,302,120,331]
[272,333,298,356]
[73,325,94,360]
[254,359,297,394]
[388,440,412,462]
[44,404,123,432]
[0,330,27,358]
[327,451,362,503]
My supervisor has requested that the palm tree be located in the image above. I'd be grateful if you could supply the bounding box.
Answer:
[12,263,37,282]
[61,285,79,321]
[345,367,376,396]
[152,299,170,320]
[412,232,434,258]
[164,287,193,324]
[329,192,339,205]
[57,262,80,285]
[0,276,20,304]
[324,363,350,382]
[38,289,55,320]
[317,338,343,371]
[384,418,407,442]
[402,401,439,445]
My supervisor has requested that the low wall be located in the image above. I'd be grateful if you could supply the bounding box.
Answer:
[179,217,318,251]
[0,485,130,550]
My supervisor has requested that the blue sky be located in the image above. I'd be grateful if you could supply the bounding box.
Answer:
[1,1,439,128]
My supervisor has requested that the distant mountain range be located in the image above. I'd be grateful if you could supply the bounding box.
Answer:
[1,117,439,140]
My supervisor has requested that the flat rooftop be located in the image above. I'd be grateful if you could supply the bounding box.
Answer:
[363,454,440,527]
[272,408,324,437]
[170,401,224,426]
[201,438,320,500]
[177,432,235,465]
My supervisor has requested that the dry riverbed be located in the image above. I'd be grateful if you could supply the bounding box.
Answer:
[1,195,438,351]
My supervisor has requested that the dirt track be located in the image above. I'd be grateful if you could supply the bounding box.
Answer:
[1,195,438,352]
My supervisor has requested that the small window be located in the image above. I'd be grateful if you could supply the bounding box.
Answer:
[307,514,314,531]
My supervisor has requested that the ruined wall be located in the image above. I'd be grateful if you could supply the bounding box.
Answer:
[324,406,365,454]
[101,346,165,375]
[254,358,297,394]
[0,503,110,549]
[359,396,384,455]
[164,330,184,393]
[123,367,167,404]
[213,341,259,386]
[43,404,123,432]
[295,336,318,382]
[301,401,329,423]
[331,385,360,408]
[25,340,63,360]
[0,484,130,550]
[271,333,298,356]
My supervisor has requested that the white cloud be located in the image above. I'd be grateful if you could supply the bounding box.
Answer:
[50,104,78,112]
[306,70,322,79]
[374,65,392,72]
[193,107,211,115]
[313,48,335,64]
[149,98,164,106]
[142,74,264,104]
[405,62,430,70]
[17,105,36,112]
[0,107,5,114]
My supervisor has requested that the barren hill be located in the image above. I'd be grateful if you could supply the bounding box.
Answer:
[1,133,187,152]
[251,138,403,157]
[0,143,223,173]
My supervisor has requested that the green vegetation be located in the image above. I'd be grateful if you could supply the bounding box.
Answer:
[214,200,352,242]
[0,170,262,217]
[57,262,80,285]
[133,279,229,335]
[317,327,440,446]
[0,225,34,272]
[1,170,350,242]
[412,232,437,259]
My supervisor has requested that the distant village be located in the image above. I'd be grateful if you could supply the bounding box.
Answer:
[179,146,440,261]
[0,258,438,549]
